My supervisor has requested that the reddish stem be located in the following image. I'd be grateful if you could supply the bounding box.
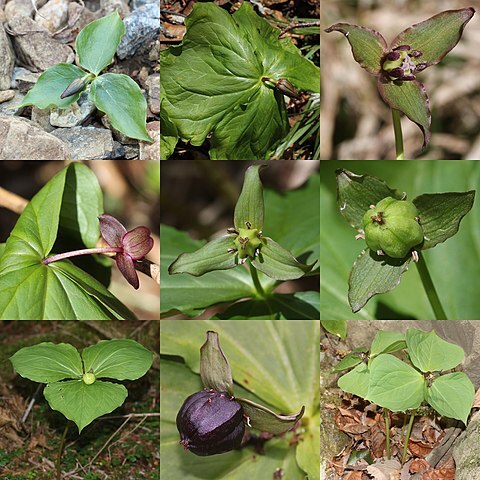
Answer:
[42,247,123,265]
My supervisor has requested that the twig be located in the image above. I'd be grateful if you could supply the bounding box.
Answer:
[134,258,160,285]
[21,384,43,423]
[0,187,28,214]
[278,21,320,38]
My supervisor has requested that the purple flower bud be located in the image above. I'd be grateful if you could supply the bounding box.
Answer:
[393,45,411,51]
[388,67,405,78]
[415,62,428,72]
[410,50,423,58]
[386,51,401,61]
[60,77,86,99]
[401,75,416,81]
[177,390,245,456]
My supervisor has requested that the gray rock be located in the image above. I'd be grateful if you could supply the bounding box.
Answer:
[5,0,34,21]
[35,0,70,32]
[116,3,160,59]
[8,15,74,71]
[0,90,15,103]
[31,106,55,132]
[100,0,130,16]
[100,114,138,145]
[49,92,96,127]
[146,73,159,115]
[453,411,480,480]
[0,115,70,159]
[139,121,159,160]
[0,23,14,90]
[11,67,40,94]
[132,0,158,9]
[123,144,139,159]
[51,126,115,159]
[0,91,26,116]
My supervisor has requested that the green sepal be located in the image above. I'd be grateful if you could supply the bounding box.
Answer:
[234,165,265,231]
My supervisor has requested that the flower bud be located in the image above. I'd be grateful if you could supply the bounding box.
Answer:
[276,78,301,99]
[83,372,96,385]
[362,197,424,258]
[176,390,245,456]
[233,227,263,259]
[60,77,87,99]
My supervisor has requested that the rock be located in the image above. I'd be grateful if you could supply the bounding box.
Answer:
[0,91,26,116]
[11,67,40,94]
[0,23,14,90]
[145,73,159,115]
[0,90,15,103]
[123,144,139,159]
[100,0,129,16]
[31,106,55,132]
[8,16,74,71]
[100,115,138,145]
[453,411,480,480]
[5,0,34,21]
[51,126,115,159]
[35,0,69,32]
[49,91,96,127]
[0,115,70,159]
[132,0,157,9]
[139,121,159,160]
[116,3,160,59]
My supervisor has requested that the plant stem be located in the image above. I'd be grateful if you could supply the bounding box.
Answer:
[384,408,391,460]
[392,109,404,160]
[249,262,266,297]
[415,252,447,320]
[56,423,69,480]
[43,247,123,265]
[402,411,416,465]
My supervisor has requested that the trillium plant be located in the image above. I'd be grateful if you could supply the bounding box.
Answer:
[10,339,153,478]
[18,10,153,142]
[326,8,475,158]
[169,165,315,292]
[176,331,304,456]
[336,169,475,317]
[43,214,154,290]
[335,328,474,465]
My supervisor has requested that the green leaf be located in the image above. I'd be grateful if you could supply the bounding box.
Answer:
[44,380,127,433]
[348,249,411,313]
[426,372,474,425]
[367,354,424,412]
[251,237,314,280]
[168,234,237,277]
[81,339,153,380]
[391,8,475,69]
[233,165,265,231]
[370,331,406,358]
[324,23,386,75]
[337,362,370,399]
[161,2,319,160]
[89,73,152,142]
[17,64,88,109]
[10,343,83,382]
[200,331,233,395]
[333,352,363,372]
[296,412,320,480]
[413,191,475,250]
[237,397,304,434]
[76,10,125,76]
[160,98,178,160]
[377,78,431,148]
[406,329,464,372]
[321,320,347,340]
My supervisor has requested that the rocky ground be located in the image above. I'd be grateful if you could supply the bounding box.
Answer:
[0,0,159,160]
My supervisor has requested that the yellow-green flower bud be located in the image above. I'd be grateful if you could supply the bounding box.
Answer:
[83,372,96,385]
[234,227,263,259]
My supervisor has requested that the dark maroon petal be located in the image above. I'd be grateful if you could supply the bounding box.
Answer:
[122,226,154,260]
[388,67,405,78]
[386,51,401,61]
[98,214,127,248]
[401,75,416,81]
[415,62,428,72]
[410,50,422,58]
[393,45,411,51]
[116,253,139,289]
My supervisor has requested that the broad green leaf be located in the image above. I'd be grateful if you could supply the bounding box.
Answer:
[200,331,234,395]
[324,23,386,75]
[160,225,253,317]
[160,359,306,480]
[161,2,319,160]
[333,351,365,372]
[76,10,125,76]
[82,339,153,380]
[367,354,424,412]
[213,291,319,320]
[406,329,464,372]
[370,331,406,358]
[391,8,475,68]
[251,237,314,280]
[17,64,87,109]
[337,362,370,399]
[413,191,475,250]
[321,320,347,340]
[233,165,264,231]
[44,380,127,433]
[160,99,178,160]
[168,234,237,276]
[296,412,320,480]
[426,372,474,425]
[237,397,304,434]
[89,73,152,142]
[348,249,411,313]
[377,79,431,148]
[10,343,83,382]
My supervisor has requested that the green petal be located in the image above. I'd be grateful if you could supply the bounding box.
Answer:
[391,8,475,68]
[325,23,386,75]
[234,165,265,231]
[377,77,431,148]
[168,235,237,276]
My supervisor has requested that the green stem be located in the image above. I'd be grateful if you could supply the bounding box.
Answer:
[402,411,416,465]
[392,109,404,160]
[56,423,69,480]
[416,252,447,320]
[384,408,391,460]
[249,262,266,298]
